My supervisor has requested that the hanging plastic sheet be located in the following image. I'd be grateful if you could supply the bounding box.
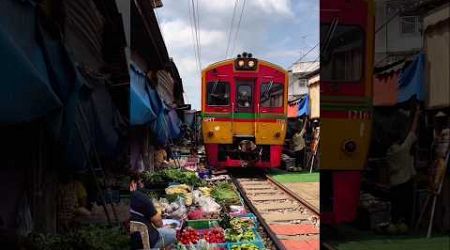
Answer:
[61,68,126,170]
[131,65,156,125]
[298,95,310,117]
[0,0,62,124]
[151,108,170,145]
[167,109,182,140]
[398,52,425,103]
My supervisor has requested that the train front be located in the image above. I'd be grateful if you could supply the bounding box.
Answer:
[201,53,288,169]
[320,0,375,224]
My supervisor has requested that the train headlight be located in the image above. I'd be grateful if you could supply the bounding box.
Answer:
[342,140,357,153]
[207,131,214,137]
[248,60,255,68]
[238,60,245,67]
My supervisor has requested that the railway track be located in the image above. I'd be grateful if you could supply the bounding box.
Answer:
[232,174,320,250]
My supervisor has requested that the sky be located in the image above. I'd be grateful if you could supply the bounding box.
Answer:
[155,0,319,109]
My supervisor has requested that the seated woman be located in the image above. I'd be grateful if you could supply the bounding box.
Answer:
[130,175,177,249]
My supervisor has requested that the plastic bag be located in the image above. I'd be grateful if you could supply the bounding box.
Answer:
[198,196,221,215]
[165,197,187,220]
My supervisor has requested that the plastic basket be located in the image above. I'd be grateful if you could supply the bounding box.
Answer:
[227,240,265,250]
[225,229,265,249]
[237,213,258,229]
[185,219,220,230]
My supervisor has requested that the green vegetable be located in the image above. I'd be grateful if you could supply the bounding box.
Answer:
[166,193,186,202]
[142,169,206,187]
[211,182,240,206]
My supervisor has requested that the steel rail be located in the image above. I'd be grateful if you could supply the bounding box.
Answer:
[265,174,320,216]
[231,176,286,250]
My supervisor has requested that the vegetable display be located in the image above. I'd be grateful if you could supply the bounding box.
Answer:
[178,228,200,245]
[211,182,241,206]
[142,169,206,187]
[204,228,226,243]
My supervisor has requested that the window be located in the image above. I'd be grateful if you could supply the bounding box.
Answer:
[320,24,364,82]
[400,16,419,34]
[299,79,308,88]
[237,84,252,108]
[261,82,283,107]
[207,82,230,106]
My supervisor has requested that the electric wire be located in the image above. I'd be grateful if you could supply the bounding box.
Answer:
[225,0,239,59]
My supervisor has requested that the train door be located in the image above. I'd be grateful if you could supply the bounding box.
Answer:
[233,80,255,137]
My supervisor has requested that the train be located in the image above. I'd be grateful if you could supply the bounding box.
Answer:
[201,52,288,169]
[320,0,375,224]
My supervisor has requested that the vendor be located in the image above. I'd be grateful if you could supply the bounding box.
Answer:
[154,146,168,170]
[291,118,307,169]
[385,103,421,234]
[57,170,91,232]
[130,175,177,249]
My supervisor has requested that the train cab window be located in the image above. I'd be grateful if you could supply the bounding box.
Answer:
[207,82,230,106]
[321,25,364,82]
[237,84,252,108]
[261,82,283,107]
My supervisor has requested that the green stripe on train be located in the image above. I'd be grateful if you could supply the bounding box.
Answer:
[201,113,286,119]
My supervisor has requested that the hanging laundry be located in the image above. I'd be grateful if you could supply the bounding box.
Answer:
[398,52,426,103]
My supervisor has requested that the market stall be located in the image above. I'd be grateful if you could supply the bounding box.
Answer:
[136,167,266,250]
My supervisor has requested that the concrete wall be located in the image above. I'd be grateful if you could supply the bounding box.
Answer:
[375,0,423,63]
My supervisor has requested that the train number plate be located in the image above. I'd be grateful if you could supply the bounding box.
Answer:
[203,117,215,122]
[348,110,371,119]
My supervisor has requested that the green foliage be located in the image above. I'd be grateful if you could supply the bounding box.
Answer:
[141,169,206,187]
[25,225,129,250]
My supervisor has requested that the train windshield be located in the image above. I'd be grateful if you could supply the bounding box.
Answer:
[207,81,230,106]
[261,82,283,107]
[237,83,253,108]
[320,24,364,82]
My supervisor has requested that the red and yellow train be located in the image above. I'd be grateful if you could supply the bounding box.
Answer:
[320,0,375,224]
[201,53,288,168]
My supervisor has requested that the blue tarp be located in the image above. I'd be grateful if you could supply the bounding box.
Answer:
[398,52,425,103]
[151,105,182,145]
[130,65,182,145]
[130,65,162,125]
[0,1,62,123]
[0,0,126,171]
[298,95,310,117]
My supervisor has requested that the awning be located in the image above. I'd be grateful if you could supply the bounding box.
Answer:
[298,95,310,117]
[130,65,163,125]
[398,52,425,103]
[288,103,299,118]
[373,71,400,106]
[0,2,62,124]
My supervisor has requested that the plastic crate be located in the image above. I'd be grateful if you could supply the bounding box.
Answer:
[185,219,220,230]
[177,242,227,250]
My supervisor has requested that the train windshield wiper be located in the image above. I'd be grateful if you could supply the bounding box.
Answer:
[263,80,274,98]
